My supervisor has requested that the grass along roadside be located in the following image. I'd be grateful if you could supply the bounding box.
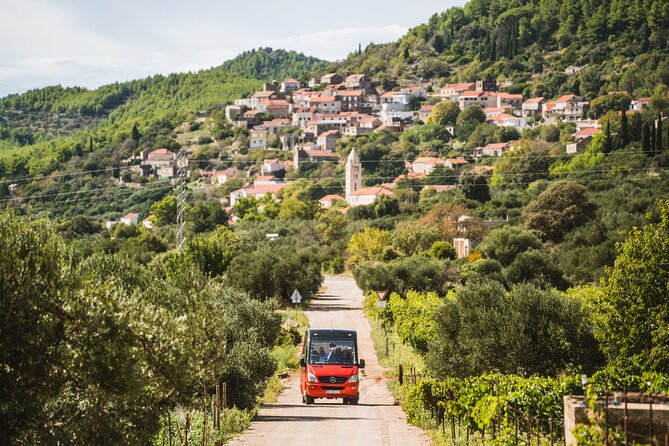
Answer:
[152,307,309,445]
[363,291,455,446]
[264,307,309,404]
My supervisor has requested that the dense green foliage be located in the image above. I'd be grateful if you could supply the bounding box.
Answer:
[219,48,329,81]
[339,0,669,100]
[591,200,669,373]
[0,213,282,444]
[426,281,602,378]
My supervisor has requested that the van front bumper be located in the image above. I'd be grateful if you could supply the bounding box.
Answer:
[305,382,359,399]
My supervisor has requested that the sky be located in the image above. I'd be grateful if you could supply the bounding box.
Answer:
[0,0,466,98]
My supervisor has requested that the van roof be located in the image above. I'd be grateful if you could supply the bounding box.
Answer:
[308,328,357,337]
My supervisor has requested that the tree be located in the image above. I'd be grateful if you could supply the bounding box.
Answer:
[225,245,323,303]
[656,115,664,155]
[459,173,490,202]
[491,141,552,188]
[0,215,73,441]
[187,199,228,233]
[373,194,400,218]
[591,200,669,373]
[620,106,629,148]
[523,182,597,242]
[353,256,454,296]
[150,195,177,226]
[347,227,392,269]
[278,196,320,220]
[392,222,441,256]
[477,226,543,266]
[429,241,456,260]
[603,119,614,153]
[131,123,141,141]
[426,280,602,378]
[433,34,446,53]
[426,100,460,126]
[505,249,570,290]
[455,105,486,141]
[642,122,652,155]
[388,291,442,354]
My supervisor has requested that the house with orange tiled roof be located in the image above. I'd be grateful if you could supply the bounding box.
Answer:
[229,183,289,206]
[552,94,589,121]
[630,98,651,111]
[280,78,301,93]
[470,165,495,175]
[262,159,284,175]
[292,107,315,128]
[347,186,394,206]
[319,194,346,209]
[493,113,529,130]
[440,82,475,101]
[120,213,140,226]
[418,105,434,122]
[345,74,370,89]
[320,73,343,85]
[497,92,523,109]
[335,89,365,111]
[317,130,342,151]
[458,90,485,110]
[522,97,544,117]
[482,142,511,157]
[309,96,342,113]
[412,157,447,174]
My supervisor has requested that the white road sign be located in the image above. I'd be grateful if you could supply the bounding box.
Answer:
[290,289,302,304]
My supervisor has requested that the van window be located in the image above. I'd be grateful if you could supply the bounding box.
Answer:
[308,332,356,365]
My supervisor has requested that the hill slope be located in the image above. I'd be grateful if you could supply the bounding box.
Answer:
[339,0,669,99]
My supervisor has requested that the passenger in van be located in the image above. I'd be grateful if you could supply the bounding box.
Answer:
[310,348,319,363]
[342,347,353,364]
[327,347,343,363]
[318,347,327,362]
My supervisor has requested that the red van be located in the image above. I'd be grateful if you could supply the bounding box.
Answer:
[299,328,365,405]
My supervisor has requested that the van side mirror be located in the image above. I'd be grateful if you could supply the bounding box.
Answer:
[358,359,365,369]
[299,358,306,368]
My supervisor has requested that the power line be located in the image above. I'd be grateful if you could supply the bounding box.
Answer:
[1,180,171,204]
[0,147,650,185]
[23,185,174,210]
[0,165,134,185]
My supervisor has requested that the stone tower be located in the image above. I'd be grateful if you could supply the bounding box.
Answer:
[345,147,362,200]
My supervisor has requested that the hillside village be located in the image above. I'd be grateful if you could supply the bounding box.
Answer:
[120,71,654,227]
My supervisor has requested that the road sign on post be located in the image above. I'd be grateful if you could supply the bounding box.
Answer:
[290,289,302,318]
[375,290,388,301]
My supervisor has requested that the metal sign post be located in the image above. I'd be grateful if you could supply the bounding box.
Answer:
[375,291,389,356]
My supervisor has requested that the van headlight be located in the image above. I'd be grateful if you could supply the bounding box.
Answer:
[348,374,358,383]
[308,372,318,383]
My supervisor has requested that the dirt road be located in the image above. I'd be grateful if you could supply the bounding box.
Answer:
[226,275,429,446]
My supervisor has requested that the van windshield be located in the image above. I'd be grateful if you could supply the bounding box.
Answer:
[308,332,357,365]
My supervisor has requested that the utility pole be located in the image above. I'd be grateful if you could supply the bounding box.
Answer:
[175,149,188,251]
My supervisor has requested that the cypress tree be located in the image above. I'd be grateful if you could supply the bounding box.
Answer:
[642,122,651,155]
[657,115,664,154]
[603,119,613,153]
[620,106,629,148]
[88,136,93,152]
[650,121,656,156]
[131,123,141,141]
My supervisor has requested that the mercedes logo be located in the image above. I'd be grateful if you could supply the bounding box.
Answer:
[329,376,337,383]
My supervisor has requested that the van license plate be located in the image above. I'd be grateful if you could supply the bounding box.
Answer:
[325,390,340,394]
